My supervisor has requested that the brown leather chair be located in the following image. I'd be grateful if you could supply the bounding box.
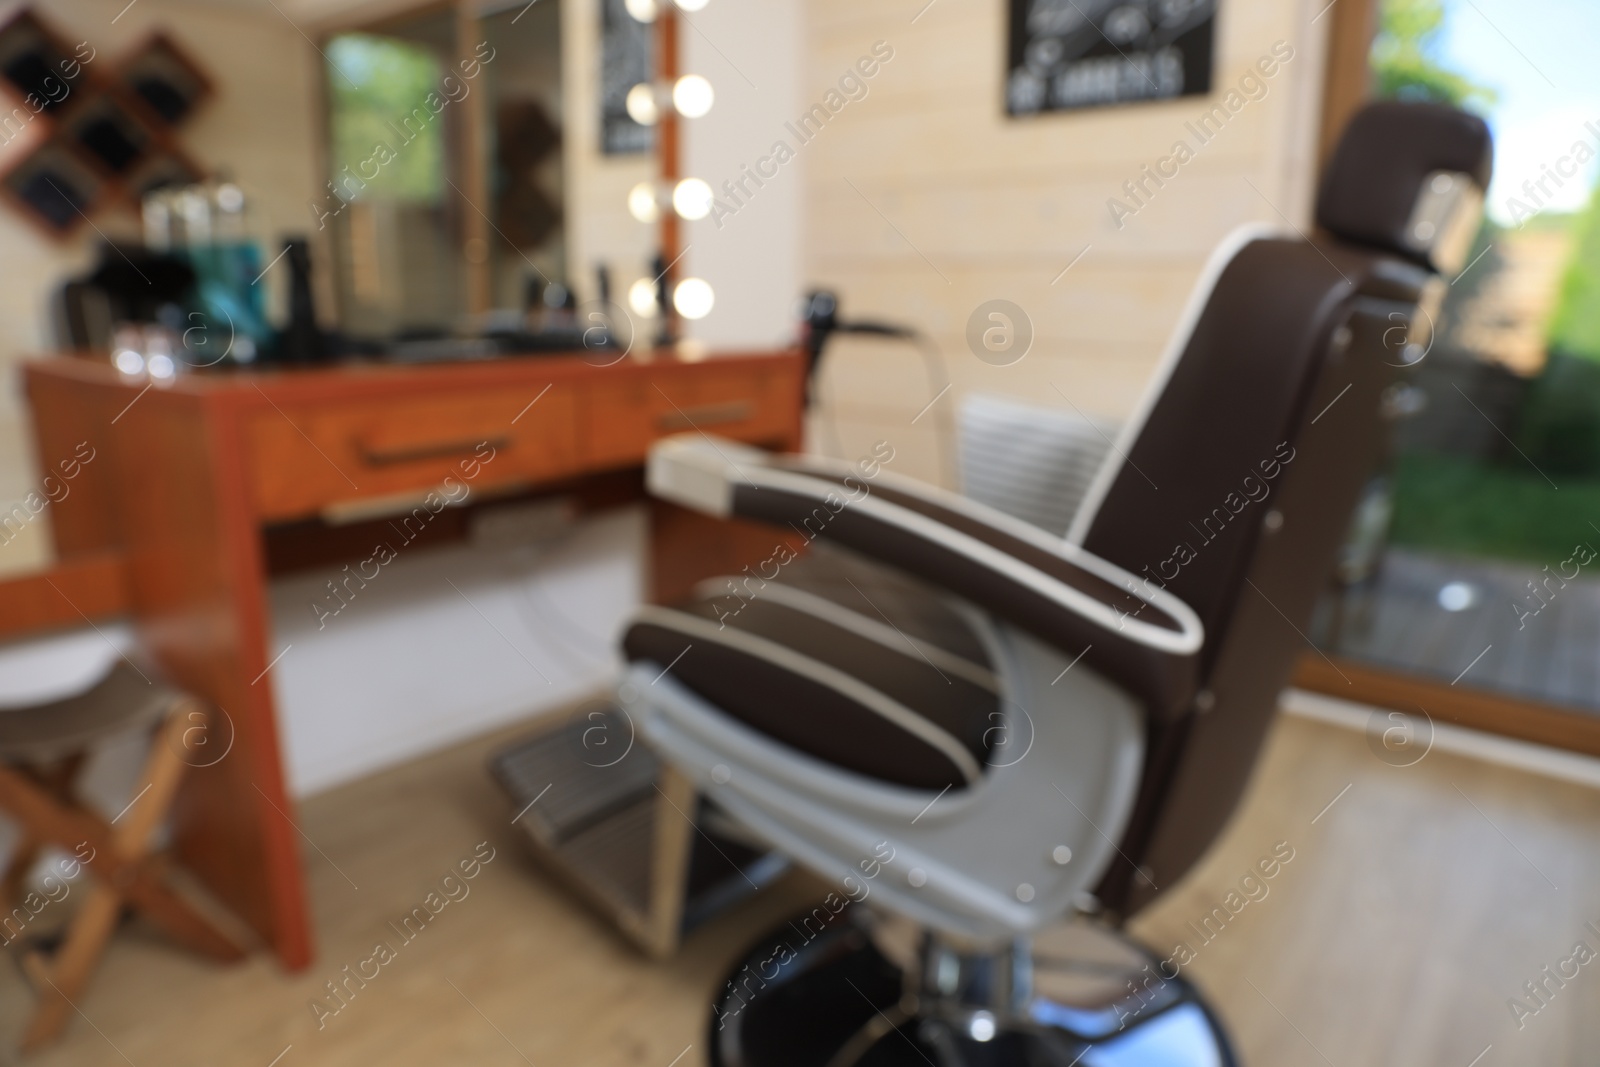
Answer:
[619,101,1492,1066]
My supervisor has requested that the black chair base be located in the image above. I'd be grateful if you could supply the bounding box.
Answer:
[708,906,1236,1067]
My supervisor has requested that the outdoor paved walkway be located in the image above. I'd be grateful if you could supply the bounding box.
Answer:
[1313,546,1600,712]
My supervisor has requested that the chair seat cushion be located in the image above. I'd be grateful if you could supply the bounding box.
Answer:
[0,623,136,710]
[0,663,177,763]
[623,548,1001,791]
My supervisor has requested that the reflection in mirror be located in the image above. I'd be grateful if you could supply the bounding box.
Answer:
[320,3,565,347]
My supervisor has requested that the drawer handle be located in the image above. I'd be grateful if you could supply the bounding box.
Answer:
[656,400,753,431]
[356,435,509,467]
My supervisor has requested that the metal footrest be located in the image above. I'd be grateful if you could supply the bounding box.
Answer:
[490,700,789,956]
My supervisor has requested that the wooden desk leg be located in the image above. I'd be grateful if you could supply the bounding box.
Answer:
[111,393,314,970]
[648,500,806,605]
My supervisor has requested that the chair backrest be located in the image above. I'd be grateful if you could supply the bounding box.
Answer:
[1071,101,1492,917]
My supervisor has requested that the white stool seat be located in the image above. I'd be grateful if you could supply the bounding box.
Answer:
[0,623,137,711]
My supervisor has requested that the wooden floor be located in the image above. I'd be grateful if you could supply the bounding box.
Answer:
[3,707,1599,1067]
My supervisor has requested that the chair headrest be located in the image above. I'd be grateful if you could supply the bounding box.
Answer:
[1316,101,1493,275]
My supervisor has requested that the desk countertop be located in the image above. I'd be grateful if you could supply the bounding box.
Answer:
[25,346,802,404]
[27,346,806,528]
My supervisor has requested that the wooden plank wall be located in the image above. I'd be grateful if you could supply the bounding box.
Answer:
[802,0,1332,487]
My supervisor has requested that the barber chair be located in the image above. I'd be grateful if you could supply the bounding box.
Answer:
[617,101,1491,1066]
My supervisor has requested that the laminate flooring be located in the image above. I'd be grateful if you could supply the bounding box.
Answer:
[3,705,1597,1067]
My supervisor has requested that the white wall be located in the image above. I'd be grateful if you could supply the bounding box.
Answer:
[560,0,657,312]
[679,0,806,350]
[555,0,807,350]
[267,508,643,796]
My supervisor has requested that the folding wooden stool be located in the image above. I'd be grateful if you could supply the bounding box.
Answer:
[0,657,245,1049]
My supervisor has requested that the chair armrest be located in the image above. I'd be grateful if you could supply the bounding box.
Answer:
[647,436,1203,719]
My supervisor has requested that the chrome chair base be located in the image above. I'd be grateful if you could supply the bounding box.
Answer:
[708,906,1236,1067]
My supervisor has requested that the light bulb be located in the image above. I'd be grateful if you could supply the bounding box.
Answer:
[672,74,714,118]
[624,0,658,22]
[147,353,176,380]
[113,348,144,375]
[673,178,713,220]
[628,182,661,223]
[629,278,660,317]
[626,83,660,126]
[675,0,709,10]
[674,277,714,319]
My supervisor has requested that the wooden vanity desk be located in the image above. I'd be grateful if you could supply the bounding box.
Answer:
[23,347,806,969]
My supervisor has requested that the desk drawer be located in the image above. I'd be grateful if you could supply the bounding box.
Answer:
[581,365,793,469]
[246,385,579,521]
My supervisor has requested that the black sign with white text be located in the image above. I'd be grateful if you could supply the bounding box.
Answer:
[1007,0,1216,116]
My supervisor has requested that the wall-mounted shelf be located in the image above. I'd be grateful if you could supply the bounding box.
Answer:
[0,8,214,240]
[0,9,79,114]
[118,31,213,127]
[2,141,105,234]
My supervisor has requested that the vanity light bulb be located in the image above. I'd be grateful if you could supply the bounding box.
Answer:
[628,182,661,223]
[113,348,144,376]
[628,278,660,317]
[675,0,710,11]
[624,0,658,22]
[626,83,660,126]
[672,74,714,118]
[672,178,713,221]
[674,277,715,320]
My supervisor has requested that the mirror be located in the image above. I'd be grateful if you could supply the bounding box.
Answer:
[320,1,565,344]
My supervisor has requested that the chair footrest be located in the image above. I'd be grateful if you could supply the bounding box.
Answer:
[490,701,790,957]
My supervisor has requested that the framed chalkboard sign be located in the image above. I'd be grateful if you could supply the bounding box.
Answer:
[601,0,653,155]
[1006,0,1216,116]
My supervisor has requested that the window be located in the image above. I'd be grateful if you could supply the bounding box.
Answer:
[1312,0,1600,723]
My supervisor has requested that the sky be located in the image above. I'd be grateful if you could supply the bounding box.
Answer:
[1434,0,1600,223]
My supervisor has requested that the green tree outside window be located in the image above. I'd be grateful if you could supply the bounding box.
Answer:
[326,34,445,203]
[1370,0,1495,110]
